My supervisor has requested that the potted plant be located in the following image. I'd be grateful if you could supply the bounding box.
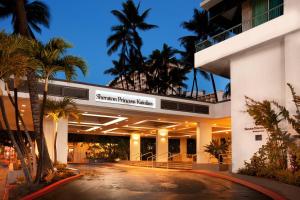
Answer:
[204,139,229,171]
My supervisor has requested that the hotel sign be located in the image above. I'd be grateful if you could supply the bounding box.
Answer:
[95,90,156,108]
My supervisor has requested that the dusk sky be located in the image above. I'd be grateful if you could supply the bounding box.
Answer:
[0,0,229,93]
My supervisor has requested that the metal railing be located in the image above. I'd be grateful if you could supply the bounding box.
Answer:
[138,152,153,161]
[195,4,284,52]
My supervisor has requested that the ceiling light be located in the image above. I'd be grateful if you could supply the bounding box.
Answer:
[85,126,101,132]
[21,104,26,108]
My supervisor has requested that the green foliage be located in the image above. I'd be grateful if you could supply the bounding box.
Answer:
[239,84,300,186]
[204,139,229,163]
[86,139,129,162]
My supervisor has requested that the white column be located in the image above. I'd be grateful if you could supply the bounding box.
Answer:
[180,138,187,161]
[156,129,168,162]
[196,122,212,163]
[56,118,68,164]
[130,133,140,161]
[43,118,55,161]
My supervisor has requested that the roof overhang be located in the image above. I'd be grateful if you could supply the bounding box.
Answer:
[200,0,223,10]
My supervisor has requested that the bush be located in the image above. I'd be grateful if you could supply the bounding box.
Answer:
[275,170,300,186]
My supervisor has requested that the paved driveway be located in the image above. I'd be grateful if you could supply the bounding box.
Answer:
[39,164,271,200]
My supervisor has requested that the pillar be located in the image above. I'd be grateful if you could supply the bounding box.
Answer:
[130,133,140,161]
[156,129,168,162]
[43,117,68,164]
[56,118,68,164]
[180,138,187,161]
[43,118,55,161]
[196,122,212,163]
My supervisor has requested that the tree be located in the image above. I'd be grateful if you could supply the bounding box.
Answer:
[45,97,80,164]
[31,38,87,181]
[107,0,157,91]
[223,82,231,99]
[180,9,219,102]
[0,32,34,183]
[146,44,188,95]
[0,0,52,179]
[204,139,228,163]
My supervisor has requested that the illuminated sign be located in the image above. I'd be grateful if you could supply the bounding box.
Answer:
[95,90,156,108]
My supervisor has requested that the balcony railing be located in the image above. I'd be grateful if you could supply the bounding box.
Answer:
[195,3,284,52]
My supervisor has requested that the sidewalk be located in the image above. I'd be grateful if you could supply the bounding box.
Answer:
[0,165,8,199]
[230,173,300,200]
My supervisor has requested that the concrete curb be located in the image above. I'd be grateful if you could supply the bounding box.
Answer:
[20,174,83,200]
[187,170,287,200]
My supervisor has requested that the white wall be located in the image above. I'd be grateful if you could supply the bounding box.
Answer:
[196,122,212,163]
[156,129,169,162]
[56,118,68,164]
[231,41,285,172]
[130,134,141,161]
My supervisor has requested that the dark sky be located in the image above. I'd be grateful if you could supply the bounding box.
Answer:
[0,0,229,93]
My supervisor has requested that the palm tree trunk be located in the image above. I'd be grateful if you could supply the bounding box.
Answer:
[195,72,199,99]
[15,0,30,36]
[5,83,36,176]
[13,86,32,173]
[53,121,58,164]
[36,79,53,183]
[15,0,53,180]
[0,88,32,183]
[210,73,218,102]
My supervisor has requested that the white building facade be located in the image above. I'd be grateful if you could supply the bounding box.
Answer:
[196,0,300,172]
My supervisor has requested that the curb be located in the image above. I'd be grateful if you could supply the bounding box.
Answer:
[186,170,287,200]
[21,174,83,200]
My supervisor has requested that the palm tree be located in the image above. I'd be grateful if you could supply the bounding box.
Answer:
[180,9,219,102]
[223,82,231,99]
[31,38,87,181]
[0,32,34,183]
[45,97,79,164]
[146,44,187,95]
[105,60,126,89]
[107,0,157,91]
[0,0,52,178]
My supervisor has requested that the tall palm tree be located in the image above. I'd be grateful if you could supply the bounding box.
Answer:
[223,82,231,99]
[105,60,126,89]
[0,32,34,183]
[107,0,157,91]
[30,38,87,181]
[45,97,79,164]
[146,44,187,95]
[0,0,52,177]
[180,9,219,102]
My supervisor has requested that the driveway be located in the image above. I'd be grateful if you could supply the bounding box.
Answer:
[38,164,271,200]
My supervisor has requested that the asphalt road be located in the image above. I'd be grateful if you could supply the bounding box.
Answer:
[38,164,271,200]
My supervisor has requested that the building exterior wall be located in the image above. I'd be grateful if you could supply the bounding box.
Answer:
[231,40,285,172]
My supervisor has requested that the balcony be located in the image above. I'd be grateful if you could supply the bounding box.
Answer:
[195,3,284,52]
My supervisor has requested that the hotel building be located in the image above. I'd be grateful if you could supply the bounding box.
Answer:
[0,0,299,173]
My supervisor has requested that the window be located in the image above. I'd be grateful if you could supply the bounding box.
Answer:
[252,0,283,26]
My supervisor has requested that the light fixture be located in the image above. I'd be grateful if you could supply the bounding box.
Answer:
[160,137,166,142]
[159,129,168,137]
[132,133,140,141]
[212,129,231,134]
[85,126,101,132]
[81,113,127,126]
[21,104,26,108]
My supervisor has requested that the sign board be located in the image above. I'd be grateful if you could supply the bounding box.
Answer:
[95,90,156,108]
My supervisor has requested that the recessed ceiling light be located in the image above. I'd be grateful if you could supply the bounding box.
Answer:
[21,104,26,107]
